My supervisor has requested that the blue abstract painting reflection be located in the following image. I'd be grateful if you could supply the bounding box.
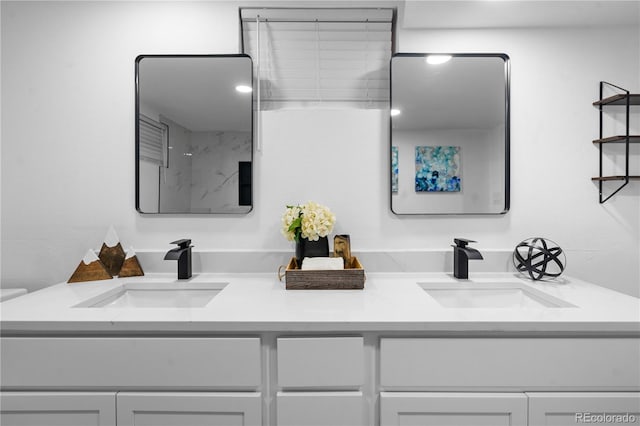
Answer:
[415,146,461,192]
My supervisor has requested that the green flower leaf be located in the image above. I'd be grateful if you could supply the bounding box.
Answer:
[287,217,302,232]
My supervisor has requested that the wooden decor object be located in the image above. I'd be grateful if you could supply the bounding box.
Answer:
[68,250,113,283]
[98,225,126,276]
[333,234,352,265]
[284,257,365,290]
[119,247,145,277]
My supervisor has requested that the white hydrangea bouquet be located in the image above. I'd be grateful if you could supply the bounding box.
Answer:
[281,201,336,242]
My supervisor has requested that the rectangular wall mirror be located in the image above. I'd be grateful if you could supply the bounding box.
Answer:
[136,54,253,214]
[390,53,510,215]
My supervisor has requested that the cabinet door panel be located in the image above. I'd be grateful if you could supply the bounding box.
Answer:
[121,412,243,426]
[380,392,527,426]
[0,392,115,426]
[528,392,640,425]
[116,392,261,426]
[277,392,363,426]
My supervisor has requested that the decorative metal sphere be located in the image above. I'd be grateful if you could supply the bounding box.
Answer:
[513,237,566,281]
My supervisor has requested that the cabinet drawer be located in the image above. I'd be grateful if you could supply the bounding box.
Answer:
[277,337,363,388]
[1,337,261,390]
[277,392,364,426]
[380,338,640,390]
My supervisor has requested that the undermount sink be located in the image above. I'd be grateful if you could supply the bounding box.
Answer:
[74,281,228,308]
[419,282,574,309]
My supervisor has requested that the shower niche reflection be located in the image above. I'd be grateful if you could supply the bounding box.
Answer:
[136,54,253,214]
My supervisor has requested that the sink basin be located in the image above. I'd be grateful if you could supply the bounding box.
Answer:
[419,282,573,309]
[74,282,228,308]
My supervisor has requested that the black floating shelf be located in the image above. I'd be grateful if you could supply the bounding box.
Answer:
[592,176,640,182]
[593,81,639,203]
[593,93,640,106]
[593,135,640,144]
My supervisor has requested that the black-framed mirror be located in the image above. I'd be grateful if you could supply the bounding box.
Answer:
[390,53,510,215]
[136,54,253,214]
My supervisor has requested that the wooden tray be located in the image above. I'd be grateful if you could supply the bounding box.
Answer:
[283,257,365,290]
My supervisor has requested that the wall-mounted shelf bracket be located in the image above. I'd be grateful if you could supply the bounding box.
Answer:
[593,81,639,203]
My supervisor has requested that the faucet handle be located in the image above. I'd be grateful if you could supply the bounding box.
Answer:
[170,239,192,249]
[454,238,477,248]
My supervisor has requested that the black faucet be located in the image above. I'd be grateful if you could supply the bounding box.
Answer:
[452,238,483,279]
[164,239,193,279]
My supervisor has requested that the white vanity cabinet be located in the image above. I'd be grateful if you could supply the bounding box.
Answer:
[275,337,365,426]
[380,338,640,426]
[0,392,116,426]
[0,337,262,426]
[2,272,640,425]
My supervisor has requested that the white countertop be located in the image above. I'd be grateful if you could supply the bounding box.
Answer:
[0,288,28,302]
[1,273,639,335]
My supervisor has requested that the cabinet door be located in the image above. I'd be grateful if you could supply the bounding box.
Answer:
[116,392,261,426]
[380,392,527,426]
[528,392,640,425]
[0,392,115,426]
[277,392,364,426]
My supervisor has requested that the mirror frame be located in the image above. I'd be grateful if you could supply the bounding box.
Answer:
[135,54,254,215]
[390,52,510,215]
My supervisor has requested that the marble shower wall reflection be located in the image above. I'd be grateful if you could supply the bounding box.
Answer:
[158,114,251,213]
[191,130,251,213]
[159,115,192,212]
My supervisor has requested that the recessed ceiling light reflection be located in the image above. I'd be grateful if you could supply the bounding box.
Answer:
[390,109,401,117]
[426,55,452,65]
[235,85,252,93]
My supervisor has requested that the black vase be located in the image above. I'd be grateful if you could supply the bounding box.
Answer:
[295,236,329,266]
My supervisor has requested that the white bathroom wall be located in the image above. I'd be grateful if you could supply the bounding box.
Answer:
[1,1,639,296]
[0,0,3,288]
[392,128,504,213]
[396,25,640,296]
[1,0,242,289]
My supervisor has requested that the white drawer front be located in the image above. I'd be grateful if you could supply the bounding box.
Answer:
[277,392,364,426]
[277,337,363,388]
[1,337,261,390]
[380,338,640,390]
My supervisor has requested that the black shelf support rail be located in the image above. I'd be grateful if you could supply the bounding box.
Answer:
[597,81,630,203]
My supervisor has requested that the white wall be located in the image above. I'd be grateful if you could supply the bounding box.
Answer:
[396,25,640,296]
[392,128,504,213]
[1,1,639,296]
